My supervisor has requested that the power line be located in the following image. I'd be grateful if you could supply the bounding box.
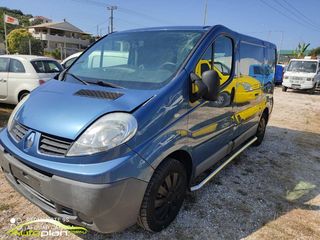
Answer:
[260,0,320,33]
[282,0,320,30]
[66,0,170,25]
[272,0,320,31]
[114,17,147,28]
[117,7,173,25]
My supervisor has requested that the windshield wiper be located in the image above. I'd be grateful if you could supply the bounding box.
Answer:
[65,72,89,85]
[87,80,124,89]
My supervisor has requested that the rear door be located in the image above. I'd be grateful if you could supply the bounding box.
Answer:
[0,58,9,99]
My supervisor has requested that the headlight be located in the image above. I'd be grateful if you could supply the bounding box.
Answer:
[67,113,138,156]
[241,82,253,91]
[7,95,29,132]
[284,76,289,79]
[306,78,313,81]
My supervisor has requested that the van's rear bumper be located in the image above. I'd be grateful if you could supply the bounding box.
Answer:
[0,143,148,233]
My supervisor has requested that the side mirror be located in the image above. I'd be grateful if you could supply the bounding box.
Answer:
[201,70,220,101]
[190,73,208,101]
[190,70,220,102]
[54,69,67,80]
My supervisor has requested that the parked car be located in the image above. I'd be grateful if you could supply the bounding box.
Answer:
[282,58,320,93]
[0,25,276,233]
[274,64,284,85]
[61,52,82,69]
[0,55,63,104]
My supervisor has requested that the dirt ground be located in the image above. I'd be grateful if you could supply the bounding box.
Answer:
[0,87,319,239]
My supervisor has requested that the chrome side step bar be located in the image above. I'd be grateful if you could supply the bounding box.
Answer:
[190,137,257,191]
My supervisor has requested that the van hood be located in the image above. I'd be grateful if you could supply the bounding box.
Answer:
[16,80,156,140]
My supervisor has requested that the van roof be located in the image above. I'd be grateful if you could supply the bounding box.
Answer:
[118,25,276,49]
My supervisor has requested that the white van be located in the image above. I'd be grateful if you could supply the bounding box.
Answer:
[0,55,63,104]
[282,58,320,93]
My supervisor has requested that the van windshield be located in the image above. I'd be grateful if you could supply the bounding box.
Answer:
[287,61,318,73]
[67,30,203,89]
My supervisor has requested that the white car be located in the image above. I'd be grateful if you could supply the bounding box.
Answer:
[61,52,82,69]
[0,55,63,104]
[282,58,320,93]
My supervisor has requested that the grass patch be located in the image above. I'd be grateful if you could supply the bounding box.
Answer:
[0,203,11,211]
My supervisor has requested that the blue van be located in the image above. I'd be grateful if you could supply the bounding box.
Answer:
[0,25,276,233]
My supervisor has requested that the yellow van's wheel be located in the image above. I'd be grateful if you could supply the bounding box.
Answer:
[138,158,187,232]
[253,113,267,146]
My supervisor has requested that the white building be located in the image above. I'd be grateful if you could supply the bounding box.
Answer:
[28,20,91,57]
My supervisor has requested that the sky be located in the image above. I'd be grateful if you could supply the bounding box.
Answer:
[1,0,320,50]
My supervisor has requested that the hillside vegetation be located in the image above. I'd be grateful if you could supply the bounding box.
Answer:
[0,7,33,41]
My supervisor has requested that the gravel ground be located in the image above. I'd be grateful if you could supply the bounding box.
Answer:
[0,87,319,239]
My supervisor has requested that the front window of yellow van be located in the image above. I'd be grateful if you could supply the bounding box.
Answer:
[67,30,203,89]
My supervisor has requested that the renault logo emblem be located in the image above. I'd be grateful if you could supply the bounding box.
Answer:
[26,133,35,149]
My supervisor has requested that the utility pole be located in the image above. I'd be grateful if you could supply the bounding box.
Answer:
[203,0,208,25]
[278,31,284,63]
[107,6,117,33]
[28,38,32,55]
[3,13,8,54]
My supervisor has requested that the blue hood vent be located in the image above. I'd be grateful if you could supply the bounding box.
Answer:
[74,89,123,100]
[16,80,157,140]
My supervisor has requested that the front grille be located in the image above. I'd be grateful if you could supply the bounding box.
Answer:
[18,180,74,215]
[10,122,29,142]
[74,89,123,100]
[39,134,72,156]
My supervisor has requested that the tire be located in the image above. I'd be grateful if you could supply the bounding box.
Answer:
[309,85,316,94]
[138,158,187,232]
[18,91,29,102]
[252,113,268,146]
[282,86,287,92]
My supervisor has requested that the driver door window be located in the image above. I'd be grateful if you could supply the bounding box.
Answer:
[194,35,234,105]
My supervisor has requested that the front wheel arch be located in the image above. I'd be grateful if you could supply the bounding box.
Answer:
[18,90,30,102]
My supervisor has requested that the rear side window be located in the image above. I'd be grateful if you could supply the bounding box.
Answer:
[266,48,276,82]
[9,59,25,73]
[0,58,9,72]
[31,60,63,73]
[239,42,265,84]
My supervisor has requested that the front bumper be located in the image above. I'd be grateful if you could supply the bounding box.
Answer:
[0,145,148,233]
[0,127,153,233]
[282,81,315,90]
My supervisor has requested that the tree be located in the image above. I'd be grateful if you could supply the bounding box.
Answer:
[30,18,44,26]
[0,7,33,41]
[44,48,61,60]
[7,28,43,55]
[310,47,320,57]
[293,42,310,58]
